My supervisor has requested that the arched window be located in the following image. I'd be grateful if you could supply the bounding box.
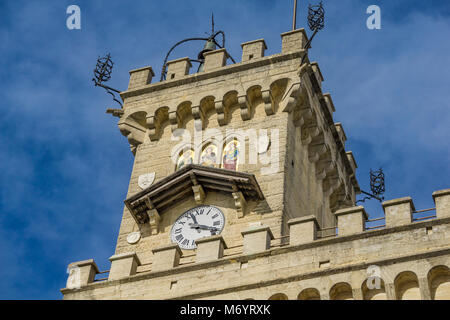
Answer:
[222,139,240,171]
[298,288,320,300]
[268,293,288,300]
[361,278,387,300]
[394,271,420,300]
[329,282,353,300]
[176,149,194,170]
[200,144,219,168]
[428,265,450,300]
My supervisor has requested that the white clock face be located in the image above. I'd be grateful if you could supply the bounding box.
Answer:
[170,205,225,250]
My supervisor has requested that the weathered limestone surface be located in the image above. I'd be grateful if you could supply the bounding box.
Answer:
[62,29,449,300]
[62,213,450,300]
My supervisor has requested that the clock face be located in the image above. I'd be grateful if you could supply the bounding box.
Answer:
[170,205,225,250]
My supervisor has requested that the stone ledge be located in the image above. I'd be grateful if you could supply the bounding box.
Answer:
[129,66,155,75]
[432,189,450,199]
[241,225,274,239]
[287,215,320,228]
[240,38,267,49]
[152,243,182,255]
[195,235,228,249]
[68,259,99,273]
[109,252,141,264]
[334,206,368,220]
[166,57,192,66]
[280,28,308,39]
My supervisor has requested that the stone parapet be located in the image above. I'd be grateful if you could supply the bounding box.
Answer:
[432,189,450,219]
[128,66,155,90]
[66,259,99,288]
[151,244,182,272]
[241,225,274,254]
[108,252,140,281]
[335,206,368,236]
[288,215,319,245]
[382,197,415,227]
[195,235,227,263]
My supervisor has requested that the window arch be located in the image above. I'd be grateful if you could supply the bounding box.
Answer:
[200,143,220,168]
[329,282,353,300]
[361,278,387,300]
[298,288,320,300]
[268,293,288,300]
[394,271,420,300]
[428,265,450,300]
[176,149,194,170]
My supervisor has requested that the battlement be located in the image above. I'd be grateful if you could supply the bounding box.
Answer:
[117,29,323,146]
[62,189,450,300]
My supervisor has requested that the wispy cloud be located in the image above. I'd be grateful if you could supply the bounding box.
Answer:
[0,0,448,298]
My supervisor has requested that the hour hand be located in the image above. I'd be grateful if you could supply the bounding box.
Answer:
[189,212,199,224]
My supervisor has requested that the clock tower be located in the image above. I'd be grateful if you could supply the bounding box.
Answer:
[62,28,450,300]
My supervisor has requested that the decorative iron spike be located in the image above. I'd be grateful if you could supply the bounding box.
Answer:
[300,2,325,65]
[370,168,385,198]
[92,53,123,110]
[356,168,386,204]
[307,2,325,32]
[93,53,113,85]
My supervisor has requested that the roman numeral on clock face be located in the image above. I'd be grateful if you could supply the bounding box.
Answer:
[212,213,219,219]
[213,221,221,226]
[175,234,183,242]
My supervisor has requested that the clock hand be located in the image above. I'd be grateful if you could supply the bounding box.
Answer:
[189,212,199,224]
[187,213,201,233]
[188,223,218,232]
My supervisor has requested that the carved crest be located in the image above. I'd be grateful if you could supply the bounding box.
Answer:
[138,172,155,190]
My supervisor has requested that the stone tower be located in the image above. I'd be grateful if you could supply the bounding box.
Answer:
[62,29,450,300]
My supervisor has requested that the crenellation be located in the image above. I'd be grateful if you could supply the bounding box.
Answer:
[280,29,308,54]
[383,197,415,227]
[241,39,267,62]
[166,57,192,80]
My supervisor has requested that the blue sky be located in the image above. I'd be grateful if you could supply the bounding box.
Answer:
[0,0,449,299]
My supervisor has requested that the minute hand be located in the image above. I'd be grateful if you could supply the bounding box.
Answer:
[188,223,218,231]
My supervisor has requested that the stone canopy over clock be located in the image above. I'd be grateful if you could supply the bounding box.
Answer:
[170,205,225,250]
[124,164,264,235]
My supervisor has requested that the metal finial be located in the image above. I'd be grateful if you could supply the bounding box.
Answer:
[356,168,386,204]
[307,1,325,32]
[300,2,325,65]
[93,54,113,85]
[92,53,123,114]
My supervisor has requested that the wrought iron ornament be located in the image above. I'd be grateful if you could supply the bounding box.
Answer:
[301,2,325,65]
[307,2,325,32]
[92,53,123,111]
[356,168,386,204]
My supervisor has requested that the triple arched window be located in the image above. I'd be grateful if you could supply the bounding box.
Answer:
[176,139,240,171]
